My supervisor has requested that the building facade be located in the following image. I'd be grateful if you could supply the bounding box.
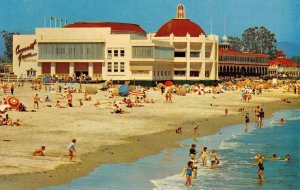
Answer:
[13,4,218,85]
[269,50,300,78]
[218,35,269,77]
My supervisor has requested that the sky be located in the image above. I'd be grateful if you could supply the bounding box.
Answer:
[0,0,299,56]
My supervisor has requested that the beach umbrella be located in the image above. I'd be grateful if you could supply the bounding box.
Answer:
[167,87,174,93]
[176,88,186,96]
[112,88,119,96]
[0,104,11,113]
[183,84,190,88]
[6,96,20,109]
[85,86,98,94]
[165,81,173,87]
[129,85,136,91]
[194,86,203,95]
[42,77,51,82]
[119,85,130,97]
[156,83,164,89]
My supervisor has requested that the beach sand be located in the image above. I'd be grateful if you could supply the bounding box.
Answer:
[0,83,299,190]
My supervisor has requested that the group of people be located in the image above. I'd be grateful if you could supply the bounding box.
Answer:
[33,139,77,161]
[0,114,21,126]
[182,143,220,186]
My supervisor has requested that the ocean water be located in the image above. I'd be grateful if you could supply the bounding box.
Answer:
[43,109,300,190]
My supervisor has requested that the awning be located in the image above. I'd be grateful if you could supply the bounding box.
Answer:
[130,66,153,71]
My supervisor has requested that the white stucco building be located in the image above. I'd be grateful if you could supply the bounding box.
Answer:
[13,4,218,85]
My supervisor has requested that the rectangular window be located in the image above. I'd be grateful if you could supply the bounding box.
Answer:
[120,49,125,57]
[165,71,167,76]
[205,52,211,58]
[107,62,112,72]
[157,71,160,76]
[114,62,118,72]
[168,71,171,76]
[174,52,186,57]
[107,49,112,59]
[190,71,199,77]
[153,71,156,76]
[132,46,153,58]
[120,62,125,72]
[190,52,200,57]
[114,50,118,57]
[161,71,163,76]
[205,71,210,77]
[174,71,186,76]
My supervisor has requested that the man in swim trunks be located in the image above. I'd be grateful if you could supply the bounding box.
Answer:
[189,144,197,159]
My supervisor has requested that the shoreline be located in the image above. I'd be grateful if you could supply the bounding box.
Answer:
[0,95,299,190]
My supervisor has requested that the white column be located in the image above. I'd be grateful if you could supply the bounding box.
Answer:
[51,62,55,75]
[69,62,75,76]
[200,41,206,79]
[88,62,94,77]
[186,34,190,80]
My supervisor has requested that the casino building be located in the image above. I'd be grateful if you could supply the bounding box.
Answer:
[218,35,269,77]
[13,4,218,85]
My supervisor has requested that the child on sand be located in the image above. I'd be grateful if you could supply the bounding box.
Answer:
[182,161,193,186]
[33,146,46,156]
[68,139,76,161]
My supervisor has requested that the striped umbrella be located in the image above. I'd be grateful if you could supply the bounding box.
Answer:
[6,96,21,109]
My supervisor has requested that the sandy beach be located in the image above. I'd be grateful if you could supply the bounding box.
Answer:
[0,82,299,190]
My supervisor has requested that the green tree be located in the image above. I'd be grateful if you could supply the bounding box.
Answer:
[241,26,277,59]
[1,30,20,62]
[227,36,242,51]
[290,56,300,64]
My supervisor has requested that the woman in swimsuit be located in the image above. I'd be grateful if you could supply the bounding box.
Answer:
[182,161,193,186]
[252,154,264,182]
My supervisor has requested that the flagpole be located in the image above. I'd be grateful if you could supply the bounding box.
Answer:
[60,17,62,28]
[54,17,57,28]
[50,17,52,28]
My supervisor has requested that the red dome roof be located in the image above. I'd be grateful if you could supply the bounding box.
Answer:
[64,22,146,34]
[155,19,206,37]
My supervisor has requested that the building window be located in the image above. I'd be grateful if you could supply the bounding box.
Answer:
[157,71,160,76]
[120,49,125,57]
[114,50,118,57]
[107,49,112,59]
[120,62,125,72]
[174,71,186,76]
[165,71,167,76]
[190,71,199,77]
[174,52,186,57]
[190,52,200,57]
[205,71,210,77]
[114,62,118,72]
[107,62,112,72]
[168,71,171,76]
[161,71,163,76]
[205,52,211,58]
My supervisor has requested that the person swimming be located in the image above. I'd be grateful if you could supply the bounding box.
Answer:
[279,118,285,124]
[284,154,291,161]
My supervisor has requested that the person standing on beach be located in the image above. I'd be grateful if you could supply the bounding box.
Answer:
[259,108,265,128]
[182,161,193,186]
[200,147,208,166]
[189,144,197,159]
[194,124,199,137]
[245,113,250,132]
[210,149,219,169]
[10,84,14,95]
[255,106,260,123]
[225,108,228,116]
[252,154,264,183]
[34,94,39,109]
[67,91,73,107]
[68,139,76,161]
